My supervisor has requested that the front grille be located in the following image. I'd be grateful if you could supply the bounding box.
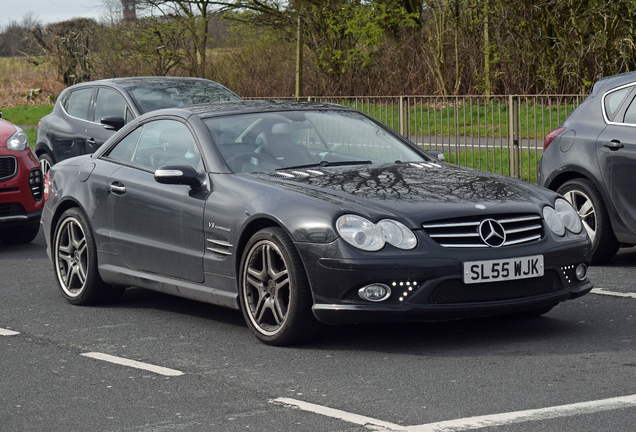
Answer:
[427,271,562,304]
[0,156,17,181]
[0,203,26,217]
[422,214,543,248]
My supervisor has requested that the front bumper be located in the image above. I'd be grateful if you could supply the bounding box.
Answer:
[0,150,44,226]
[0,208,42,227]
[297,238,593,325]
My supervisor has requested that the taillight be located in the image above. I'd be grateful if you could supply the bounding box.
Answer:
[544,126,566,151]
[37,121,42,129]
[44,171,50,201]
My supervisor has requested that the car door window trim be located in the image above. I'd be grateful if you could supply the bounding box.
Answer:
[61,86,134,127]
[602,83,636,125]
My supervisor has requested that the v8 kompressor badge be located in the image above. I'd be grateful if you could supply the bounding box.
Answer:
[209,222,231,232]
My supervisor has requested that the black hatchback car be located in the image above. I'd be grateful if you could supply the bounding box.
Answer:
[538,71,636,264]
[43,101,592,345]
[35,77,240,173]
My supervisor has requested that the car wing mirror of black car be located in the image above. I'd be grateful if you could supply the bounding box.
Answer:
[424,149,445,161]
[154,165,202,190]
[101,116,125,131]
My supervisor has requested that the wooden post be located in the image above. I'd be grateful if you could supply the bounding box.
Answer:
[295,14,303,99]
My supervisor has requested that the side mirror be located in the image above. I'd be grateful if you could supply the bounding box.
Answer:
[154,165,202,190]
[424,149,445,161]
[0,110,3,118]
[101,116,125,131]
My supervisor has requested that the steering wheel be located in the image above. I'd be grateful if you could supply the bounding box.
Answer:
[225,152,267,173]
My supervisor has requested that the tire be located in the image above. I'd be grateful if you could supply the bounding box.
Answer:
[53,208,125,305]
[38,153,54,175]
[0,222,40,244]
[557,178,619,264]
[238,227,318,346]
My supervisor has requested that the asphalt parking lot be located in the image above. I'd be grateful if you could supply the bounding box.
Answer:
[1,228,635,431]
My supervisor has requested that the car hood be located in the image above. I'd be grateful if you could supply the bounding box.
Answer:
[247,163,556,226]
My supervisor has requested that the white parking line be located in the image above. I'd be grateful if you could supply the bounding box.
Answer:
[0,328,19,336]
[81,352,184,376]
[271,398,406,431]
[407,394,636,431]
[591,288,636,299]
[273,394,636,432]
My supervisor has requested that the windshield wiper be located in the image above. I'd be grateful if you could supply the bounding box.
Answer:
[277,160,373,171]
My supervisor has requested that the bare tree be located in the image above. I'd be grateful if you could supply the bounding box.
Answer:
[30,19,97,85]
[133,0,224,77]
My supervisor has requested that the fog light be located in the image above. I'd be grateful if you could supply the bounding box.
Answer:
[358,284,391,302]
[575,264,587,281]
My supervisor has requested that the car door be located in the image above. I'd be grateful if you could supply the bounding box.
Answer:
[53,87,94,162]
[596,84,636,233]
[85,87,134,155]
[103,119,207,283]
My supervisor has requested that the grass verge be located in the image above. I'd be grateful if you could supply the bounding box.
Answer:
[2,105,53,125]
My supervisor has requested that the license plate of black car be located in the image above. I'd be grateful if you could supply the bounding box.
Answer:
[463,255,544,284]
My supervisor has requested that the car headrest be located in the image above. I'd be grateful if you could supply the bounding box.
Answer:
[159,128,194,153]
[271,122,292,134]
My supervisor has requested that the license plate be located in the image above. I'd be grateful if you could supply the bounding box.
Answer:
[463,255,544,284]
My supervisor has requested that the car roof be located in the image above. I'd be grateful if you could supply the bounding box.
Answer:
[183,100,354,119]
[595,71,636,91]
[66,76,230,90]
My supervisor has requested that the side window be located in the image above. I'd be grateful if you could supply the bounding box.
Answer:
[604,86,632,121]
[93,88,128,123]
[106,128,142,163]
[623,97,636,125]
[132,120,201,171]
[60,93,70,111]
[66,88,93,120]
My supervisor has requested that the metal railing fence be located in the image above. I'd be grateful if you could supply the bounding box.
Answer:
[247,94,586,183]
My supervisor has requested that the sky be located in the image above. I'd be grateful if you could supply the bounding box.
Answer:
[2,0,111,26]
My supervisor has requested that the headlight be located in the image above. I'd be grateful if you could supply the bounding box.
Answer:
[555,198,582,234]
[336,215,417,251]
[336,215,384,251]
[6,127,29,151]
[543,205,565,236]
[544,198,582,236]
[377,219,418,250]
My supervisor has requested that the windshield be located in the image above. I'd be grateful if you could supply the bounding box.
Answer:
[128,81,241,113]
[204,110,426,173]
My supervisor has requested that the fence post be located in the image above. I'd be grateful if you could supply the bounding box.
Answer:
[399,95,404,136]
[508,95,519,178]
[405,96,410,140]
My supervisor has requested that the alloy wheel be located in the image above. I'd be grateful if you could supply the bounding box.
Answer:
[242,239,290,336]
[55,217,88,297]
[39,157,51,174]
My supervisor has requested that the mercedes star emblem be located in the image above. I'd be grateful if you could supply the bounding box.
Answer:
[479,219,506,247]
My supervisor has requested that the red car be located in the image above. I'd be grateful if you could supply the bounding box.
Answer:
[0,113,43,243]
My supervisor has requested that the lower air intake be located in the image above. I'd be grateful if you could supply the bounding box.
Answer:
[427,271,562,304]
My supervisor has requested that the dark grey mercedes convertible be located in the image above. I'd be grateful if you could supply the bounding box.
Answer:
[42,101,593,345]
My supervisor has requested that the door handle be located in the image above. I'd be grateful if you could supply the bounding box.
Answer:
[603,140,624,150]
[109,183,126,194]
[86,138,96,146]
